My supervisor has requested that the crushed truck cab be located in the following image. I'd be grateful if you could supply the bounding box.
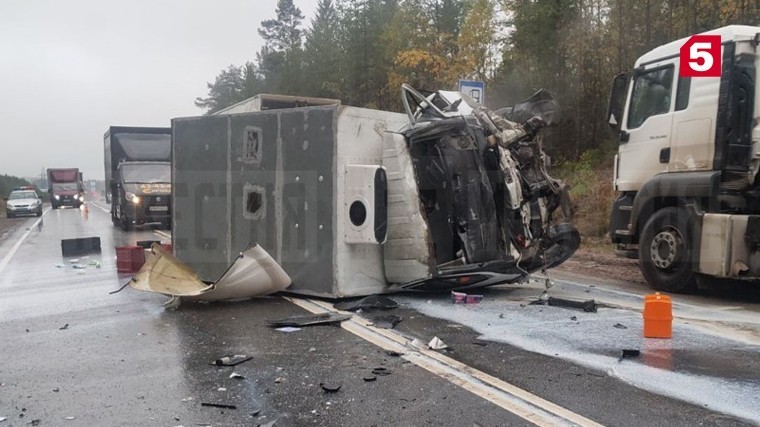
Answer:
[608,25,760,291]
[171,90,579,298]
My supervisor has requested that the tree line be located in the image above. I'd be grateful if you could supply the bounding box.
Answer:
[195,0,758,160]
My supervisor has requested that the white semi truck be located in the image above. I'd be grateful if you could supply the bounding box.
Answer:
[608,25,760,292]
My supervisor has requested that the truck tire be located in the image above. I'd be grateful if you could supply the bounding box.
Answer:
[639,207,696,293]
[121,215,133,231]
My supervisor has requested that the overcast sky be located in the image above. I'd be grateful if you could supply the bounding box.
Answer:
[0,0,318,181]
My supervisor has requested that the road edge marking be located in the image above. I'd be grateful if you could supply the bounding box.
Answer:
[285,296,605,427]
[0,210,49,276]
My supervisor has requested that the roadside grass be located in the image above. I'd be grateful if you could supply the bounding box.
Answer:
[555,149,616,253]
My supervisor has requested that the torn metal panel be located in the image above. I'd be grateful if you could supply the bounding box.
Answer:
[130,244,291,301]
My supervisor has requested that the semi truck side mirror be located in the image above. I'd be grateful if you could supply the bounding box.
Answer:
[607,73,629,134]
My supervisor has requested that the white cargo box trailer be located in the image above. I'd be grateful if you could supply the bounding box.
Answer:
[172,92,578,298]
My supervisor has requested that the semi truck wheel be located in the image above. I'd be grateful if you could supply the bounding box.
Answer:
[639,207,696,292]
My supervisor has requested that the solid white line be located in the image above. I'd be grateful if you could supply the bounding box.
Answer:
[0,210,49,277]
[153,230,171,240]
[89,201,111,214]
[285,296,604,427]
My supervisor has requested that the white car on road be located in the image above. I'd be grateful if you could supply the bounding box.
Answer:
[5,188,43,218]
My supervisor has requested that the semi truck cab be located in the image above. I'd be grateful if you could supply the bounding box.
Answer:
[608,25,760,291]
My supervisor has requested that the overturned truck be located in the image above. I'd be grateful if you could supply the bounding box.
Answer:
[171,88,579,297]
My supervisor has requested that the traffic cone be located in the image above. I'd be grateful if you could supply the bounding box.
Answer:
[643,292,672,338]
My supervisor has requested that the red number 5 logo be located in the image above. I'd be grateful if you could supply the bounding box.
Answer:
[680,35,721,77]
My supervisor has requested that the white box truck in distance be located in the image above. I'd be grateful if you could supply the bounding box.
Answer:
[608,25,760,292]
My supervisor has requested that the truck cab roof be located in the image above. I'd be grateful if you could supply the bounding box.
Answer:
[636,25,760,67]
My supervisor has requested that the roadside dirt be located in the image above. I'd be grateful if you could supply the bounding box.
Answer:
[554,245,647,286]
[0,217,24,244]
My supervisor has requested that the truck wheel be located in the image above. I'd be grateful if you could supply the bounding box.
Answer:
[639,207,696,293]
[121,215,133,231]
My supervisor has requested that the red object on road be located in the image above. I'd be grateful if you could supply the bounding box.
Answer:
[643,292,673,338]
[116,246,145,273]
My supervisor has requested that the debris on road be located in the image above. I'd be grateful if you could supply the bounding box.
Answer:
[27,419,41,426]
[363,375,377,382]
[267,313,351,328]
[58,323,69,330]
[371,314,402,329]
[201,402,237,410]
[229,372,245,380]
[385,350,403,357]
[333,295,399,311]
[275,327,301,333]
[533,296,598,313]
[64,417,75,421]
[213,355,252,367]
[614,323,628,329]
[0,416,6,422]
[320,382,342,393]
[451,291,483,304]
[130,244,291,302]
[274,377,285,384]
[61,236,101,256]
[472,341,488,347]
[72,264,87,269]
[619,349,641,361]
[52,388,59,392]
[428,336,448,350]
[371,367,391,376]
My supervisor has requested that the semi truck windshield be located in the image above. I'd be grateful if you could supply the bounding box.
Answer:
[121,164,170,183]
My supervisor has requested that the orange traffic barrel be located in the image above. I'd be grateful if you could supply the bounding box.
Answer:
[643,292,672,338]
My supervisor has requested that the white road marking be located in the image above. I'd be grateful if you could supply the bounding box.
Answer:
[153,230,171,240]
[285,296,604,427]
[0,209,49,277]
[89,201,111,214]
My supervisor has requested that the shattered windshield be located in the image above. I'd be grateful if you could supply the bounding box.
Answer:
[121,163,171,183]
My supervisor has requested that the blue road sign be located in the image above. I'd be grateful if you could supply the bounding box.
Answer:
[458,80,486,105]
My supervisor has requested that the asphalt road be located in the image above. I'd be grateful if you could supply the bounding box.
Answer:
[0,203,758,426]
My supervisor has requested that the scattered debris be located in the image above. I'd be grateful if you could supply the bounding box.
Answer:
[72,264,87,269]
[212,355,252,367]
[372,315,402,329]
[28,419,41,426]
[533,296,597,313]
[308,347,316,352]
[451,291,483,304]
[55,264,66,269]
[428,336,448,350]
[472,341,488,347]
[61,236,101,256]
[259,419,277,427]
[274,377,285,384]
[275,327,301,333]
[371,367,391,376]
[384,350,403,357]
[64,417,75,421]
[181,397,194,402]
[619,349,641,361]
[614,323,628,329]
[0,417,6,423]
[217,387,227,392]
[201,402,237,410]
[570,316,577,321]
[363,375,377,382]
[250,409,261,416]
[333,295,398,311]
[409,339,426,350]
[320,382,342,393]
[59,324,69,330]
[267,313,351,328]
[52,388,59,392]
[229,372,245,380]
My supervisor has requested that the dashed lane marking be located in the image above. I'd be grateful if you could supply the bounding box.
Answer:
[285,296,605,427]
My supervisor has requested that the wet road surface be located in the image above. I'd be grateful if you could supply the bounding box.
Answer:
[0,203,758,426]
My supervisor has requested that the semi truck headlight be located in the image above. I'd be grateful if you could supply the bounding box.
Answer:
[54,195,60,200]
[79,196,85,202]
[126,192,140,204]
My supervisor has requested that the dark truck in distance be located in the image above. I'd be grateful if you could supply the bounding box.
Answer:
[47,168,84,209]
[104,126,172,231]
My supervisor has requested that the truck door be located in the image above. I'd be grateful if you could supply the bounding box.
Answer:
[616,62,676,192]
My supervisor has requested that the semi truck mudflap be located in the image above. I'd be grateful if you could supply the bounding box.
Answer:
[394,85,579,291]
